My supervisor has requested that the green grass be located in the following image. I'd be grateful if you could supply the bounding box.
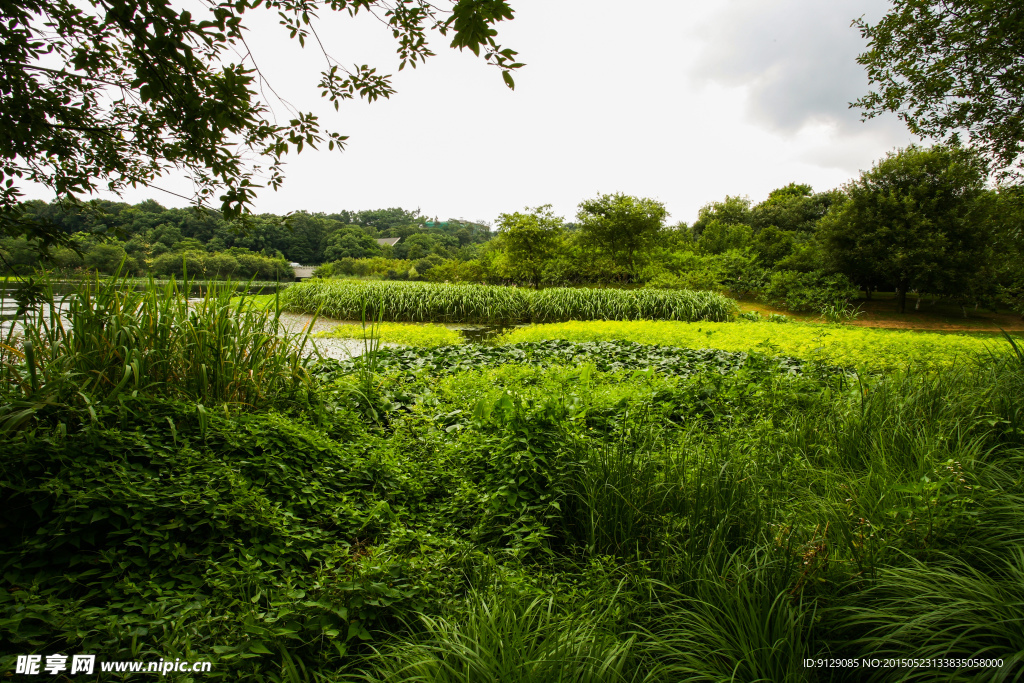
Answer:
[278,280,738,324]
[497,319,1011,371]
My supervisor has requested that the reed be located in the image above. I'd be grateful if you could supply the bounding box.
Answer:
[1,273,316,434]
[278,280,738,325]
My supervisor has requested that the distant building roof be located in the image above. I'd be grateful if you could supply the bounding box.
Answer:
[376,237,401,247]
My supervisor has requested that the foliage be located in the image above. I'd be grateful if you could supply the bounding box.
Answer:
[5,276,1024,681]
[280,280,739,325]
[493,206,564,288]
[315,322,464,348]
[0,274,316,436]
[330,339,813,379]
[989,186,1024,318]
[854,0,1024,177]
[819,145,992,312]
[696,221,752,255]
[760,269,860,313]
[691,195,752,237]
[496,320,1007,372]
[323,226,383,262]
[750,184,843,235]
[576,194,668,279]
[314,257,413,280]
[1,0,521,246]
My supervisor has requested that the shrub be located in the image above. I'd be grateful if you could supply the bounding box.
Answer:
[760,269,859,312]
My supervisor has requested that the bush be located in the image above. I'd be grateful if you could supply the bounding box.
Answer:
[760,269,859,312]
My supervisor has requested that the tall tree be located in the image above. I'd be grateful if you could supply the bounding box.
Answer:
[819,145,991,313]
[1,0,521,249]
[576,193,667,280]
[854,0,1024,177]
[494,205,563,287]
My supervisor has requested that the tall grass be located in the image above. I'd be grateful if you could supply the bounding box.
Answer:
[564,427,771,567]
[1,273,316,434]
[637,553,815,683]
[359,588,638,683]
[281,280,530,324]
[830,551,1024,681]
[278,280,738,324]
[528,287,738,323]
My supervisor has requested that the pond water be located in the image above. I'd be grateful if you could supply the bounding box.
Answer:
[449,325,519,343]
[299,319,521,343]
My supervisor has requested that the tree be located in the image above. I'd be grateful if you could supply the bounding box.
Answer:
[322,226,381,261]
[750,184,842,234]
[1,0,522,249]
[819,145,991,313]
[494,205,563,287]
[854,0,1024,177]
[576,193,667,280]
[691,196,751,237]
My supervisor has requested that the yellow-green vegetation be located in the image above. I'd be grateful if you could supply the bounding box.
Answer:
[315,322,463,347]
[498,319,1006,371]
[233,293,278,309]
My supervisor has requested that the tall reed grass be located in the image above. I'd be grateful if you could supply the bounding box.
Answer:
[1,274,316,434]
[278,280,738,324]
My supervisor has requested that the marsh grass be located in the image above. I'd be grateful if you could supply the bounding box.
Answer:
[279,280,738,324]
[0,272,317,433]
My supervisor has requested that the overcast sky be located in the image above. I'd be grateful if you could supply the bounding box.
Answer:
[25,0,921,226]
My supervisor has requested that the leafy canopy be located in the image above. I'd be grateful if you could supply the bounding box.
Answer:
[854,0,1024,177]
[819,144,990,312]
[0,0,522,248]
[576,193,668,279]
[494,205,564,287]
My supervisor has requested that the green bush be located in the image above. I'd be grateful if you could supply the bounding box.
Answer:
[760,269,859,312]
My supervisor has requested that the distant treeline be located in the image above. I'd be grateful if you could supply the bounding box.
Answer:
[0,200,492,280]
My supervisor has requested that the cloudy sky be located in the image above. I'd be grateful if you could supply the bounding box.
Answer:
[26,0,921,226]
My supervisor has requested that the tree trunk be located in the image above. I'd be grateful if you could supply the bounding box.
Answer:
[897,287,907,314]
[865,287,873,300]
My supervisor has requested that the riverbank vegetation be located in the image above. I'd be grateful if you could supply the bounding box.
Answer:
[3,278,1023,681]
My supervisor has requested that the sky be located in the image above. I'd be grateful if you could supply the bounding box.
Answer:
[24,0,922,226]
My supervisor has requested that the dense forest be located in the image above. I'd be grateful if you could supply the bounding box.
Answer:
[0,203,492,282]
[4,145,1023,317]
